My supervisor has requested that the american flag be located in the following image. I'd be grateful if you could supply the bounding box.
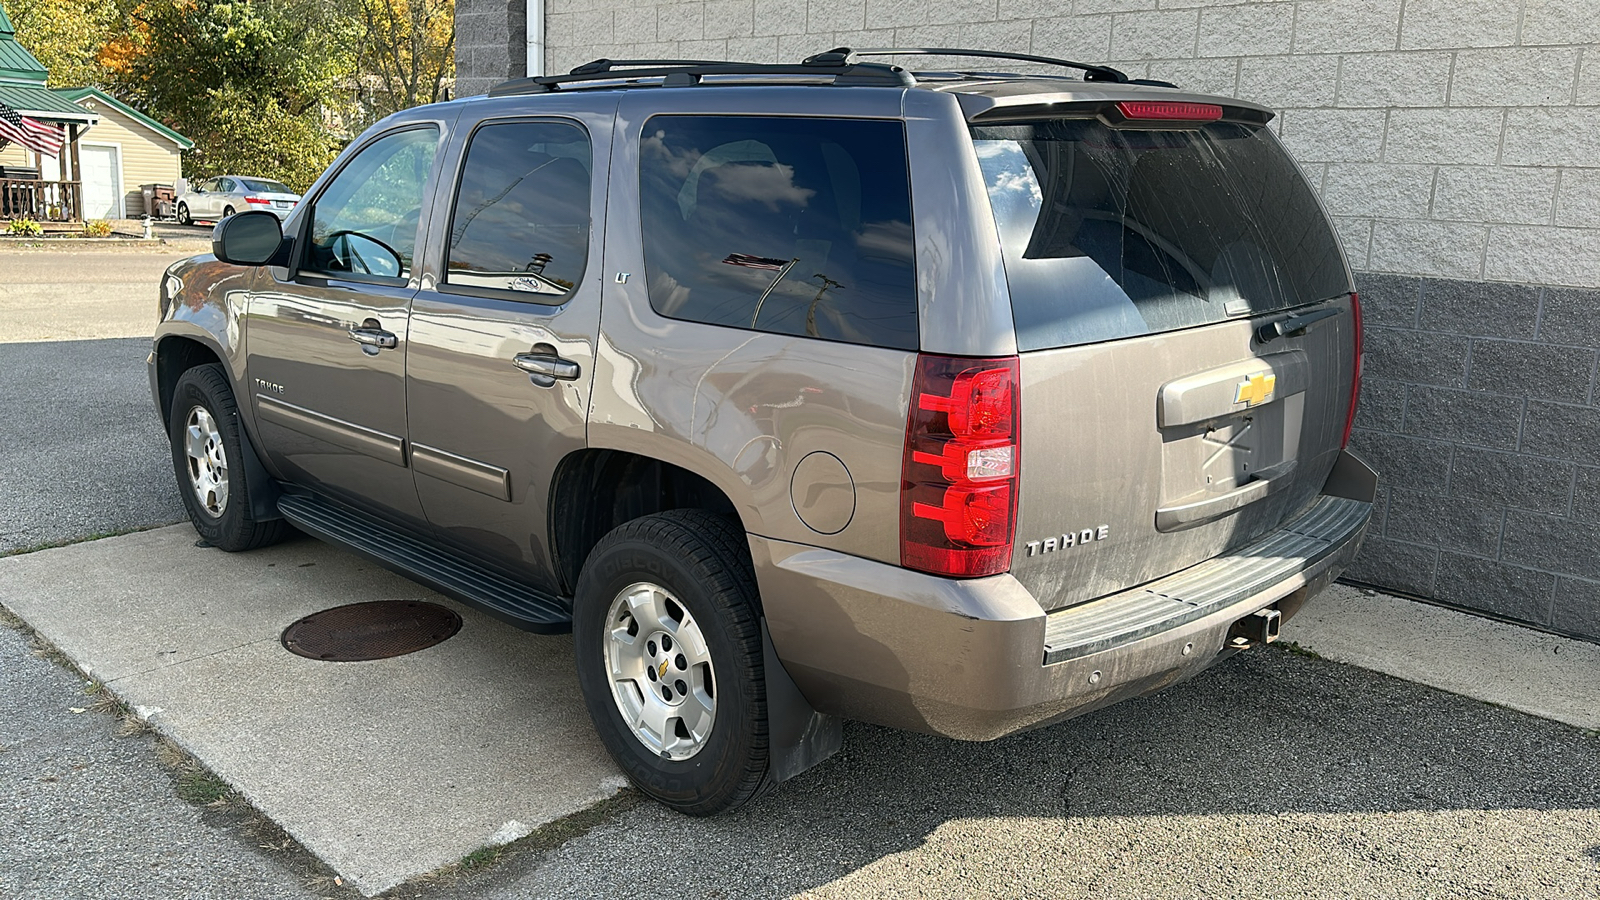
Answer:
[0,101,64,157]
[722,253,791,271]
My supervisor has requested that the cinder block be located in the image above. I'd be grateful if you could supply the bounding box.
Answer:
[1143,57,1238,96]
[1503,509,1600,581]
[1572,467,1600,523]
[1336,51,1451,108]
[1030,15,1114,61]
[1369,220,1488,281]
[1538,287,1600,348]
[1276,108,1386,163]
[1519,0,1600,47]
[1292,0,1401,54]
[1484,225,1600,289]
[749,0,806,35]
[677,37,730,58]
[923,0,1002,27]
[1322,163,1434,218]
[1196,4,1293,57]
[1353,271,1421,328]
[1334,217,1373,270]
[1109,10,1199,60]
[657,3,706,41]
[1522,401,1600,467]
[1383,108,1503,165]
[1417,278,1541,339]
[1398,0,1519,49]
[1448,445,1576,516]
[1350,429,1455,484]
[1556,169,1600,230]
[1502,109,1600,168]
[1553,577,1600,640]
[612,5,659,43]
[1579,53,1600,105]
[895,20,1031,57]
[1344,536,1439,596]
[548,9,614,47]
[862,0,927,28]
[1362,326,1469,387]
[806,0,870,31]
[726,35,780,62]
[1468,339,1596,405]
[1075,0,1156,14]
[1450,48,1581,107]
[1431,167,1558,227]
[1387,490,1504,559]
[1353,376,1405,431]
[1435,554,1556,627]
[1237,55,1338,109]
[704,0,754,38]
[1402,385,1525,451]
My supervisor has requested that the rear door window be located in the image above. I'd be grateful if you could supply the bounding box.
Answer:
[442,119,592,301]
[638,115,918,351]
[971,118,1349,351]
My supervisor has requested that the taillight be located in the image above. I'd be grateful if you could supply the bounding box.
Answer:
[901,354,1020,578]
[1342,292,1363,449]
[243,196,270,205]
[1114,101,1223,122]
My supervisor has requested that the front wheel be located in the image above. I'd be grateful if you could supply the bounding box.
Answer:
[176,202,191,225]
[573,510,769,816]
[168,364,288,551]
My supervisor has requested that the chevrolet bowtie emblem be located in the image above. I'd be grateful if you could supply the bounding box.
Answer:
[1234,372,1277,407]
[659,660,670,678]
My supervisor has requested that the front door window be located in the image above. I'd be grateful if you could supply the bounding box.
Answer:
[304,126,439,282]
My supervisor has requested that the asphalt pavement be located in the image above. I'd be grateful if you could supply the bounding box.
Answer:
[2,249,1598,899]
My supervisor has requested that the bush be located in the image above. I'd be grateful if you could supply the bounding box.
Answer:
[7,218,44,236]
[83,219,113,237]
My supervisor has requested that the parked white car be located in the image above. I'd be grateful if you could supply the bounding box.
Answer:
[175,176,300,224]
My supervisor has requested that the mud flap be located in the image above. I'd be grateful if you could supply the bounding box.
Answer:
[1322,447,1379,504]
[234,415,283,521]
[761,618,841,785]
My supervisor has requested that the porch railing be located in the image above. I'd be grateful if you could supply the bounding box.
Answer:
[0,179,83,222]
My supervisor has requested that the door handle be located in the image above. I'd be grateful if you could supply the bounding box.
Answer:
[512,352,580,387]
[348,327,398,350]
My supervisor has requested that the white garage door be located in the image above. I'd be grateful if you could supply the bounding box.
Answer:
[80,144,122,219]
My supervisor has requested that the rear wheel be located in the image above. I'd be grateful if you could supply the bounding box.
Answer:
[168,364,288,551]
[222,205,236,218]
[176,202,191,225]
[573,509,768,816]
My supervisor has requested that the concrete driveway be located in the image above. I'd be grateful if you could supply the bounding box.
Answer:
[2,249,1597,899]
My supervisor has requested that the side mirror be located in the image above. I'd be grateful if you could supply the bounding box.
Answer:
[213,210,287,266]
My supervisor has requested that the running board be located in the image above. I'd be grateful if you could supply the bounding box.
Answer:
[276,493,572,634]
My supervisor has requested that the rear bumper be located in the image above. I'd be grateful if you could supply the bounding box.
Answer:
[754,452,1376,741]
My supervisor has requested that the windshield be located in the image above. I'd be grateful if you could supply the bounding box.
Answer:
[971,119,1349,351]
[241,178,294,194]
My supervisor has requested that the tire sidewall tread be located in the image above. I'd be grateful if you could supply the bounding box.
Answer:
[168,364,287,552]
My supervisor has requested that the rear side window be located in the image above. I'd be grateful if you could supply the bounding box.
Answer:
[445,119,592,300]
[639,115,918,350]
[972,119,1349,351]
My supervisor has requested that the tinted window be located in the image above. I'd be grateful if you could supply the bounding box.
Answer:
[219,178,238,193]
[639,115,917,350]
[971,119,1349,351]
[444,120,591,300]
[305,126,438,282]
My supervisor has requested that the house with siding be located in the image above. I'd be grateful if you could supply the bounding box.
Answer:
[455,1,1600,645]
[0,2,191,220]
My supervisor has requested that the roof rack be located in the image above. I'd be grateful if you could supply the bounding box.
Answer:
[818,47,1131,84]
[487,53,914,96]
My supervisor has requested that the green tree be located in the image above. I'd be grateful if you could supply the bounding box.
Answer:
[337,0,454,130]
[102,0,357,190]
[5,0,121,88]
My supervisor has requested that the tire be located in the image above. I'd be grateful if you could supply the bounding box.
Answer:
[222,205,236,218]
[168,364,289,552]
[573,509,768,816]
[176,202,191,225]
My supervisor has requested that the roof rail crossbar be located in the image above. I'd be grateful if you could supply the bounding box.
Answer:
[487,56,915,96]
[819,47,1130,84]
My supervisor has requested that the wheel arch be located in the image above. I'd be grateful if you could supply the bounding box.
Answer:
[547,448,742,597]
[153,333,227,430]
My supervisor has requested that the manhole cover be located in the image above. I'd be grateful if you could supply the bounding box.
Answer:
[281,600,462,662]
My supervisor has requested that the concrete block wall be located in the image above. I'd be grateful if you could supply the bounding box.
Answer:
[471,1,1600,639]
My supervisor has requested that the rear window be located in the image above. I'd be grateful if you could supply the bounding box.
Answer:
[240,178,293,194]
[639,115,918,351]
[971,119,1349,351]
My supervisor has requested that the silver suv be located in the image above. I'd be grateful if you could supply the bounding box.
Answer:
[150,48,1377,816]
